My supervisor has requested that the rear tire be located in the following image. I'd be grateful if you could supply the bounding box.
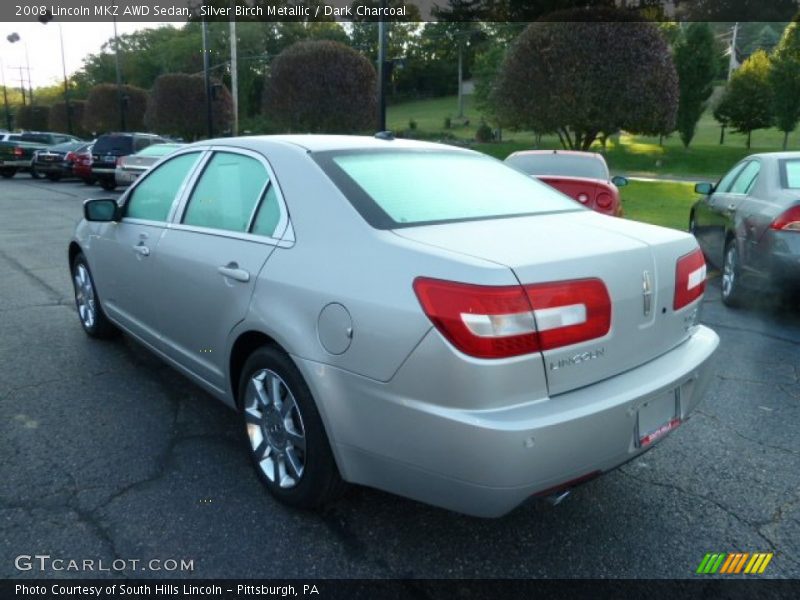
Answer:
[71,253,118,339]
[82,177,95,186]
[100,179,116,191]
[30,168,43,179]
[721,241,745,308]
[239,346,346,509]
[46,173,61,182]
[0,168,17,178]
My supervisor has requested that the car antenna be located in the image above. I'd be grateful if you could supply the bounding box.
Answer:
[374,131,395,141]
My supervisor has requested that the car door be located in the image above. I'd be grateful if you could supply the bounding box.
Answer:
[720,160,761,269]
[89,150,204,347]
[149,148,290,392]
[696,161,748,267]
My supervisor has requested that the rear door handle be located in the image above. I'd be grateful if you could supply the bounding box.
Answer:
[132,244,150,257]
[218,264,250,283]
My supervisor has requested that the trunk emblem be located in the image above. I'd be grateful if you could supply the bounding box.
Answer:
[642,270,653,316]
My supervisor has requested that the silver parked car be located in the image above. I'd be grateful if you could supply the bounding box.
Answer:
[691,152,800,306]
[115,142,185,186]
[69,136,719,517]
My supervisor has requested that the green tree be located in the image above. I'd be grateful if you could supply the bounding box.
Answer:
[145,74,232,140]
[492,9,678,150]
[16,105,49,131]
[716,50,773,148]
[674,23,717,148]
[263,41,376,133]
[770,17,800,149]
[48,101,88,138]
[83,84,148,134]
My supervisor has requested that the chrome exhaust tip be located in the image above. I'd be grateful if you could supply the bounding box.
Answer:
[545,490,571,506]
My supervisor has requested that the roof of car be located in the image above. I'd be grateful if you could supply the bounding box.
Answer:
[747,151,800,160]
[194,134,471,154]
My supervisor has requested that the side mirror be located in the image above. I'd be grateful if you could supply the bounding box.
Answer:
[84,198,119,222]
[611,175,628,188]
[694,182,714,195]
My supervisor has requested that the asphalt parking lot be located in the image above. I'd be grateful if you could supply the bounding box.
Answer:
[1,175,799,580]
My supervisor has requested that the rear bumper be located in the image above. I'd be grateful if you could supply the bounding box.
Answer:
[296,325,719,517]
[34,162,71,175]
[91,167,115,177]
[115,169,142,185]
[0,159,30,168]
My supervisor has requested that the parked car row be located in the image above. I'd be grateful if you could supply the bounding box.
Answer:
[0,130,182,190]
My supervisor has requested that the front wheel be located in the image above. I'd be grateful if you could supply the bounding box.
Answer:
[0,167,17,178]
[71,253,118,339]
[30,167,43,179]
[239,346,346,509]
[721,241,745,307]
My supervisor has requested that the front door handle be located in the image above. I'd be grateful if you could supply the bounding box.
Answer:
[218,264,250,283]
[133,244,150,257]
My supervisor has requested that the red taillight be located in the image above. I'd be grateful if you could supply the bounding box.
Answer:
[525,279,611,350]
[65,152,75,162]
[770,205,800,232]
[116,157,123,167]
[413,277,611,359]
[596,192,613,209]
[673,248,706,310]
[13,146,23,157]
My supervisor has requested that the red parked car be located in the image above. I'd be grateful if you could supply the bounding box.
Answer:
[505,150,627,217]
[73,143,94,185]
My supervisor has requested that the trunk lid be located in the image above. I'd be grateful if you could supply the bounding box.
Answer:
[394,210,701,395]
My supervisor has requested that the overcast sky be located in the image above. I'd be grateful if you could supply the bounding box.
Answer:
[1,22,166,89]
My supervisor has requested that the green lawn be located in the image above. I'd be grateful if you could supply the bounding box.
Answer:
[387,94,797,181]
[619,180,698,231]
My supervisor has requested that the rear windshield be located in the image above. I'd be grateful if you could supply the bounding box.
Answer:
[49,142,83,152]
[94,135,133,154]
[20,133,52,144]
[136,143,182,158]
[314,149,581,229]
[781,159,800,188]
[505,153,608,180]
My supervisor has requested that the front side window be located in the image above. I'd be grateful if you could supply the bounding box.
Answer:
[728,160,760,195]
[125,152,201,222]
[315,150,581,229]
[716,162,748,193]
[182,152,269,233]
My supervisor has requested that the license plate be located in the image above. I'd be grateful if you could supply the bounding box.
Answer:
[637,389,681,447]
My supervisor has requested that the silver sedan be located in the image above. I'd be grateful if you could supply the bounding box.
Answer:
[69,136,719,517]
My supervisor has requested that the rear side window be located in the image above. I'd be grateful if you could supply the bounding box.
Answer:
[728,160,760,194]
[126,152,201,222]
[182,152,269,233]
[316,150,580,229]
[781,159,800,188]
[251,186,282,238]
[94,135,133,155]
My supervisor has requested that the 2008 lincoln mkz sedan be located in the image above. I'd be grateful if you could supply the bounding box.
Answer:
[69,135,719,517]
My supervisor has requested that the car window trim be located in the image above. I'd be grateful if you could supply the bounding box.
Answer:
[169,146,292,246]
[119,147,210,225]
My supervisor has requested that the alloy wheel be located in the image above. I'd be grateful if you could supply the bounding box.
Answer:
[73,263,96,329]
[244,369,307,489]
[721,245,736,299]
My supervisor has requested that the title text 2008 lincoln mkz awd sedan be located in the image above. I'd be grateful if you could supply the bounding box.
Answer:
[68,136,719,517]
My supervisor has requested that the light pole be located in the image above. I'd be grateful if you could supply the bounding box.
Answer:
[5,33,27,105]
[39,13,73,134]
[112,16,126,131]
[202,17,214,139]
[229,0,238,136]
[0,58,12,130]
[377,5,388,132]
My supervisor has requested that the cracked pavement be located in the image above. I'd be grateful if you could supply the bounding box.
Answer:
[0,177,798,579]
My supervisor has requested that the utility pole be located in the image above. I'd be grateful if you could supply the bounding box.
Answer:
[202,18,214,138]
[1,58,12,130]
[113,16,126,131]
[57,25,72,134]
[24,43,33,105]
[457,40,464,118]
[377,7,387,132]
[727,22,739,81]
[229,1,238,136]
